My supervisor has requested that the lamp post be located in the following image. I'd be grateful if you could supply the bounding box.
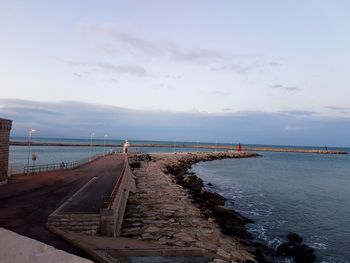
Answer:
[103,134,107,156]
[27,129,36,175]
[89,132,94,162]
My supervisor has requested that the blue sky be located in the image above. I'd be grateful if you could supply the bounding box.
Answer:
[0,1,349,146]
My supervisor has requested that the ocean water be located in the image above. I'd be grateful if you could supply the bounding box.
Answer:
[192,151,350,263]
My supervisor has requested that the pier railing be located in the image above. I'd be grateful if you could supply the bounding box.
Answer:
[22,153,106,175]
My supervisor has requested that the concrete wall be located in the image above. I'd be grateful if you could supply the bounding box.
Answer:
[100,156,136,237]
[0,119,12,185]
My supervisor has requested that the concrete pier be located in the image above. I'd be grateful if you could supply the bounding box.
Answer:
[0,118,12,185]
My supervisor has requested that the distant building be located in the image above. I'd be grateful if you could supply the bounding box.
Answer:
[123,140,130,154]
[0,118,12,186]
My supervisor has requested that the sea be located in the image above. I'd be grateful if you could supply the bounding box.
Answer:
[9,137,350,262]
[192,150,350,263]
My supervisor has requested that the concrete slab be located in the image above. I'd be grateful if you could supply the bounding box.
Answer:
[48,226,209,263]
[0,228,93,263]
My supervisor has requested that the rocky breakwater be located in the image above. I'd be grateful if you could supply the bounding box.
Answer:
[162,152,317,263]
[123,152,258,263]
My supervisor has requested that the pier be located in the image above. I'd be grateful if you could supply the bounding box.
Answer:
[10,140,348,154]
[0,153,132,256]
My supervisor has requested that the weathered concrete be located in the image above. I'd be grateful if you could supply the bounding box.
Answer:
[0,228,92,263]
[0,118,12,185]
[100,156,136,237]
[47,226,208,263]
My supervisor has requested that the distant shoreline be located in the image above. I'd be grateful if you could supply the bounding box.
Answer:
[10,141,348,154]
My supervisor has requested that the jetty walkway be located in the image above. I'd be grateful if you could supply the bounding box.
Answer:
[10,141,347,154]
[0,154,126,257]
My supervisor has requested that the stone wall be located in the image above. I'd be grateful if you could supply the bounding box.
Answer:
[0,118,12,185]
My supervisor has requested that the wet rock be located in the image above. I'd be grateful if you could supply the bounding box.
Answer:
[183,175,204,194]
[209,205,252,239]
[287,232,302,244]
[199,189,226,206]
[277,241,316,263]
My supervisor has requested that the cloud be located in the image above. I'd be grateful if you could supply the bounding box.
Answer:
[270,62,282,67]
[67,61,148,77]
[270,84,283,88]
[151,83,172,90]
[168,48,222,63]
[100,25,163,56]
[104,78,118,83]
[73,73,83,78]
[2,98,350,147]
[270,84,301,92]
[222,108,233,112]
[79,23,224,64]
[97,63,147,76]
[325,106,347,110]
[280,110,317,116]
[211,64,251,75]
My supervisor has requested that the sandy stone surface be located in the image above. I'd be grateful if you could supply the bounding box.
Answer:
[0,228,93,263]
[122,153,255,263]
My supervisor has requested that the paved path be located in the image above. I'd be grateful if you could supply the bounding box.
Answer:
[0,154,125,257]
[61,155,125,213]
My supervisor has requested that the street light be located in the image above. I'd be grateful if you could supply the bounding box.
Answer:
[103,134,108,156]
[27,128,36,175]
[89,132,94,162]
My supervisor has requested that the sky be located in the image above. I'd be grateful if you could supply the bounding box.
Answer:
[0,1,349,146]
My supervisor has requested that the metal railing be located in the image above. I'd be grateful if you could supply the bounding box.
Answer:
[23,153,106,175]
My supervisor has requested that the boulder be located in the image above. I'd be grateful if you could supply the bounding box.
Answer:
[287,232,303,244]
[200,189,226,206]
[277,241,316,263]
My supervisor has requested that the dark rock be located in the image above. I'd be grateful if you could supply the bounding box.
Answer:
[287,232,303,244]
[277,241,316,263]
[209,205,252,238]
[207,182,213,187]
[200,189,226,206]
[182,175,204,194]
[129,161,141,169]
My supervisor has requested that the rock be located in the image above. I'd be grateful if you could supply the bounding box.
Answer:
[183,175,204,193]
[207,182,214,187]
[277,241,316,263]
[145,226,160,233]
[212,259,230,263]
[200,189,226,206]
[129,161,141,168]
[287,232,303,244]
[216,248,231,260]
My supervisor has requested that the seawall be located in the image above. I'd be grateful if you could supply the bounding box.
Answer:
[123,152,260,262]
[10,141,347,154]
